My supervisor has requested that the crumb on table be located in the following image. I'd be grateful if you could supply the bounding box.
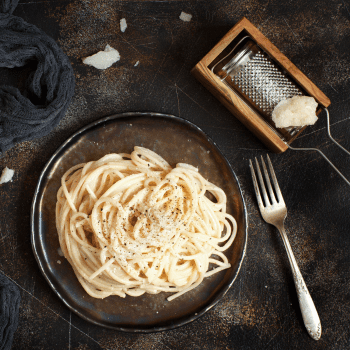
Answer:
[0,167,14,184]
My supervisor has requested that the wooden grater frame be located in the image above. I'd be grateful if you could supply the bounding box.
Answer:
[191,17,331,153]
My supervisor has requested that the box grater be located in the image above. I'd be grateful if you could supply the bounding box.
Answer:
[191,17,331,154]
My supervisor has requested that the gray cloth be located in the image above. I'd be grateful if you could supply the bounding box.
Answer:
[0,0,18,15]
[0,0,75,155]
[0,273,20,350]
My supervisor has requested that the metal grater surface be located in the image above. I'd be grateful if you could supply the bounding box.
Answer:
[231,51,304,116]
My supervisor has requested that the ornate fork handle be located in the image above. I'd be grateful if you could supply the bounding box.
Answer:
[276,222,321,341]
[250,156,321,339]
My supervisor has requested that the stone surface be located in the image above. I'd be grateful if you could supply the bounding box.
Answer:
[1,0,350,349]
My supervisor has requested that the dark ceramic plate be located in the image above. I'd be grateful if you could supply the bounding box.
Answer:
[31,112,247,332]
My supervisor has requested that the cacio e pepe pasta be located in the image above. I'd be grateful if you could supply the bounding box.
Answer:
[56,147,237,300]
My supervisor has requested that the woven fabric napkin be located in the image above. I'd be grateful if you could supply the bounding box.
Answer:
[0,0,75,155]
[0,273,20,350]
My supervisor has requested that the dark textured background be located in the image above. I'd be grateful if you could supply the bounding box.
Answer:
[1,0,350,349]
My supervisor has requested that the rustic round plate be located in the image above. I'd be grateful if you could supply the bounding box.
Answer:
[31,112,247,332]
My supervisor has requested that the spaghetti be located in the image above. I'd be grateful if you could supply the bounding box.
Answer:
[56,147,237,300]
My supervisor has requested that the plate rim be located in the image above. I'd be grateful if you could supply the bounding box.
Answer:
[31,111,248,333]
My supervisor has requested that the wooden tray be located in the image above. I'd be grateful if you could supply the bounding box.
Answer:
[191,17,330,153]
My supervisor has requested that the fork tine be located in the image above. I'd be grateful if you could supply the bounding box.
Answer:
[249,159,264,209]
[254,157,270,206]
[266,154,285,204]
[260,156,277,204]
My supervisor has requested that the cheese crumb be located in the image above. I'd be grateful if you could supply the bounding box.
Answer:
[83,45,120,70]
[0,167,14,184]
[272,96,318,128]
[179,11,192,22]
[120,18,127,32]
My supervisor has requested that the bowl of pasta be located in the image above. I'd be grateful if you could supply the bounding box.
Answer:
[31,112,247,332]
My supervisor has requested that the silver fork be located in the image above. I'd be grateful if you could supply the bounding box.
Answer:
[249,155,321,341]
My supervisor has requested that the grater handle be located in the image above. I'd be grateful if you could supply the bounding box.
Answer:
[288,108,350,187]
[324,108,350,157]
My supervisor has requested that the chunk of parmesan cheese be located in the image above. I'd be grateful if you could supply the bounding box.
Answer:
[179,12,192,22]
[0,167,14,184]
[272,96,318,128]
[120,18,127,32]
[83,45,120,70]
